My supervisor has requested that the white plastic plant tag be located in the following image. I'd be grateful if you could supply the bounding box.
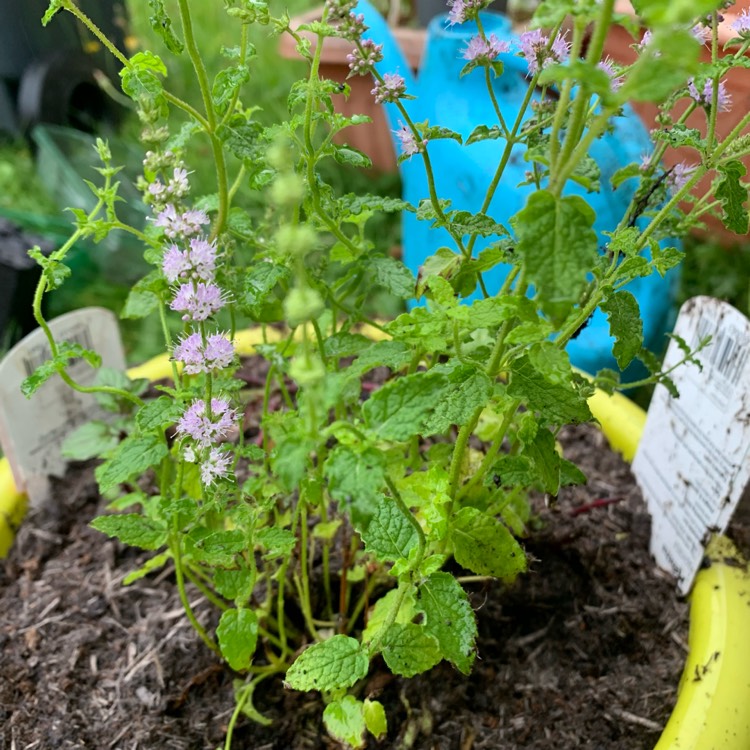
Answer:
[632,296,750,595]
[0,308,126,507]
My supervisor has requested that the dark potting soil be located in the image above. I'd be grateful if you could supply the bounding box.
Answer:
[1,422,692,750]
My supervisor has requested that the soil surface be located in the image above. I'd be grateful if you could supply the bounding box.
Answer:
[1,419,695,750]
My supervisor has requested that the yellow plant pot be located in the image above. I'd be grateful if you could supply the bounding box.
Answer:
[1,330,748,750]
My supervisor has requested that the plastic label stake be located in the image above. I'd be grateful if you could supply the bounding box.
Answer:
[0,307,126,507]
[633,296,750,595]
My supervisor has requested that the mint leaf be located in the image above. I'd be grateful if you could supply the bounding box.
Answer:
[416,572,477,674]
[61,421,119,460]
[255,527,296,559]
[508,354,592,424]
[214,568,255,601]
[601,291,643,369]
[285,635,369,691]
[217,608,259,671]
[136,396,184,431]
[715,160,749,235]
[381,623,442,677]
[324,446,386,526]
[95,434,169,493]
[90,514,168,550]
[122,551,171,585]
[362,496,418,563]
[370,255,416,299]
[451,507,526,579]
[523,428,561,495]
[188,529,246,567]
[351,340,412,376]
[512,191,598,323]
[323,696,366,750]
[363,371,449,441]
[363,699,388,740]
[21,341,102,397]
[423,368,492,433]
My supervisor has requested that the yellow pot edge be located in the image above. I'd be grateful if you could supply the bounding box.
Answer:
[1,330,747,750]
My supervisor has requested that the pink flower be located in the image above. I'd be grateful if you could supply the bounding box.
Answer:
[176,398,237,447]
[462,33,510,62]
[347,39,383,76]
[162,244,192,283]
[597,57,624,91]
[732,9,750,34]
[518,29,569,75]
[173,332,235,374]
[201,447,233,485]
[161,237,218,284]
[154,204,209,240]
[170,282,225,321]
[667,162,697,193]
[371,73,407,104]
[687,78,732,112]
[393,122,422,158]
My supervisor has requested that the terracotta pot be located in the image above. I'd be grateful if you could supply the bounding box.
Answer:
[278,8,425,172]
[603,1,750,241]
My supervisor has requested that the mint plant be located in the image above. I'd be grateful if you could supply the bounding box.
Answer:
[24,0,749,747]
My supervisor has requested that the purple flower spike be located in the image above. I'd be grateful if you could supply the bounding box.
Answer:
[170,282,225,321]
[462,33,510,62]
[518,29,569,75]
[154,204,210,240]
[597,57,625,91]
[668,162,697,193]
[176,397,237,447]
[371,73,407,104]
[201,447,233,485]
[688,78,732,112]
[174,332,235,374]
[393,122,421,158]
[733,9,750,34]
[162,244,192,283]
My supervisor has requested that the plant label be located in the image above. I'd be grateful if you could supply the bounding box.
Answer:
[0,308,126,507]
[633,296,750,595]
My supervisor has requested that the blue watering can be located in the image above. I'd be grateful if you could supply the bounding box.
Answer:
[354,1,679,375]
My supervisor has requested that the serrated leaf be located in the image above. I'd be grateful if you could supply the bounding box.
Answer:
[123,551,172,585]
[136,396,184,431]
[323,332,371,359]
[217,608,259,671]
[363,371,449,441]
[601,291,643,369]
[423,369,492,434]
[363,699,387,740]
[188,529,246,567]
[508,354,592,425]
[451,507,526,579]
[380,623,442,677]
[241,262,290,317]
[285,635,369,691]
[523,428,561,495]
[362,496,418,563]
[323,696,366,750]
[362,586,418,642]
[255,527,296,559]
[122,288,159,319]
[21,342,102,397]
[95,434,169,493]
[61,421,119,460]
[465,124,504,145]
[512,191,598,323]
[324,446,386,526]
[90,514,168,550]
[214,568,255,601]
[416,572,477,674]
[148,0,184,53]
[715,160,749,235]
[370,255,416,299]
[351,340,412,375]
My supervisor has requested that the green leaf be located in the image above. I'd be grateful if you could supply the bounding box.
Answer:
[136,396,184,431]
[323,332,372,359]
[508,354,592,425]
[332,144,372,170]
[416,572,477,674]
[285,635,369,691]
[465,124,504,145]
[601,291,643,369]
[90,514,168,550]
[212,64,250,114]
[363,699,388,740]
[451,507,526,579]
[323,696,366,750]
[363,370,449,441]
[217,608,259,671]
[27,247,70,290]
[95,434,169,493]
[715,160,749,235]
[121,288,159,319]
[511,191,598,323]
[241,262,291,317]
[122,551,172,585]
[120,51,167,102]
[362,586,418,643]
[523,428,561,495]
[21,342,102,397]
[370,255,416,299]
[255,527,296,559]
[148,0,184,53]
[381,623,442,677]
[362,496,418,563]
[42,0,64,25]
[188,529,246,567]
[214,568,255,601]
[61,421,119,460]
[324,446,386,526]
[351,340,412,376]
[423,368,492,434]
[632,0,723,25]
